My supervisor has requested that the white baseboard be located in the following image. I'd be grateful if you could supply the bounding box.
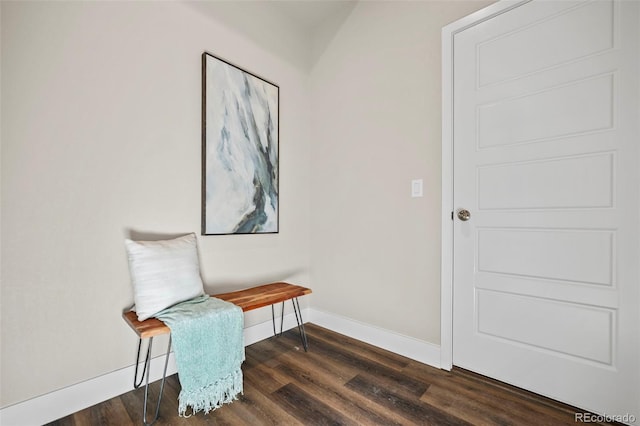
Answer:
[0,351,178,426]
[308,308,441,368]
[0,307,441,426]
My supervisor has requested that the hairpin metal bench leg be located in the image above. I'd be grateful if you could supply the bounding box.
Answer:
[271,304,275,336]
[134,338,151,389]
[134,336,172,426]
[271,301,285,337]
[280,301,285,336]
[292,297,309,352]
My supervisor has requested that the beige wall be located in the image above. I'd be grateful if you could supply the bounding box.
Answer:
[309,0,493,343]
[1,1,311,407]
[1,0,492,410]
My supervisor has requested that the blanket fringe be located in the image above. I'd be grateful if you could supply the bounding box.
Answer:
[178,368,244,417]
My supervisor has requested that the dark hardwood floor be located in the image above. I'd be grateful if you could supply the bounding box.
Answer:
[48,324,615,425]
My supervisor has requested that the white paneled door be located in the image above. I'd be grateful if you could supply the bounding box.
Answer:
[449,0,639,421]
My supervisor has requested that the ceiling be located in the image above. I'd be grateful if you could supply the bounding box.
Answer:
[183,0,358,70]
[185,0,358,38]
[269,0,358,32]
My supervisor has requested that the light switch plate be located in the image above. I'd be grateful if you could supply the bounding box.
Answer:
[411,179,423,197]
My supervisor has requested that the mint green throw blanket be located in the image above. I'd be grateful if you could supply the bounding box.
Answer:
[155,295,244,416]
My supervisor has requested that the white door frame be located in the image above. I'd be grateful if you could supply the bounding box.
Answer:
[440,0,530,370]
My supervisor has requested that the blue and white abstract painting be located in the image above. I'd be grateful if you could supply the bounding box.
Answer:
[202,53,279,235]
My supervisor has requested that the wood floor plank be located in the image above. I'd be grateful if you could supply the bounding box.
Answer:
[200,404,248,426]
[242,336,286,369]
[451,369,615,426]
[304,323,410,371]
[346,374,471,426]
[274,349,410,425]
[272,332,361,382]
[284,329,428,398]
[214,394,271,426]
[234,378,304,425]
[274,357,402,425]
[245,360,296,394]
[412,365,585,426]
[422,383,541,426]
[88,397,134,426]
[424,375,562,425]
[283,326,426,397]
[454,368,586,417]
[270,383,356,426]
[116,386,146,425]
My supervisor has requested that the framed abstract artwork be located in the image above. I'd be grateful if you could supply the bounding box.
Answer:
[202,52,279,235]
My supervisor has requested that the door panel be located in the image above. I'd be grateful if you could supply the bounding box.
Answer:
[452,0,639,420]
[477,152,615,210]
[477,0,615,87]
[477,228,614,285]
[477,73,615,148]
[476,289,614,365]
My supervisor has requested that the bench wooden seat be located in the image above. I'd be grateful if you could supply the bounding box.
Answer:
[123,282,312,338]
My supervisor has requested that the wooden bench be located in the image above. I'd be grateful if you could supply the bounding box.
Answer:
[123,282,311,425]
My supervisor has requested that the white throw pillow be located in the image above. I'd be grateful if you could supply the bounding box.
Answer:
[125,233,205,321]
